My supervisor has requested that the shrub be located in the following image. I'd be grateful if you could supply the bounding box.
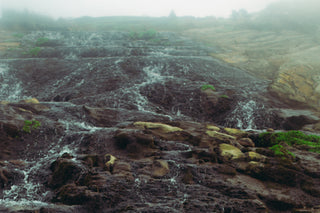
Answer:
[219,95,229,98]
[258,130,320,154]
[201,84,216,91]
[269,144,295,159]
[23,47,41,57]
[23,120,41,133]
[36,37,50,46]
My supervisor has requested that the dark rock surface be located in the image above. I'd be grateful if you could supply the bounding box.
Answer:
[0,31,319,212]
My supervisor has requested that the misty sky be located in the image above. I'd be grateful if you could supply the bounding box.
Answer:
[0,0,280,18]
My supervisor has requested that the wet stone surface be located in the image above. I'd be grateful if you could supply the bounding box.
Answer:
[0,31,319,212]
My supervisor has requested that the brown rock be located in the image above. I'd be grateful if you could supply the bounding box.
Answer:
[238,138,255,147]
[152,160,169,178]
[219,143,245,161]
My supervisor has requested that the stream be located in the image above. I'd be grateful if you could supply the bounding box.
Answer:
[0,31,288,211]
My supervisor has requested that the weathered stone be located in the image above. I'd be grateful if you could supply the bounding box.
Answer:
[104,154,117,172]
[206,124,220,131]
[238,138,255,147]
[206,130,236,141]
[152,160,169,178]
[224,128,248,138]
[134,121,183,133]
[48,157,85,189]
[219,143,245,160]
[20,98,40,104]
[247,152,267,162]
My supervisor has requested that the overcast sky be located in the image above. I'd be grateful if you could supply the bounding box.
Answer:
[0,0,280,18]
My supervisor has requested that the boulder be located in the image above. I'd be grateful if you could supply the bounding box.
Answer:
[224,128,248,138]
[152,160,170,178]
[206,130,236,141]
[134,121,183,133]
[104,154,117,172]
[48,157,85,189]
[206,124,220,131]
[219,143,245,161]
[247,152,267,162]
[238,138,255,147]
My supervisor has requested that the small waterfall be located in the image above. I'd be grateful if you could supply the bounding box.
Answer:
[224,100,262,130]
[0,63,26,101]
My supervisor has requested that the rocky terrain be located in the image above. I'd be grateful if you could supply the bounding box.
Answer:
[0,28,319,213]
[183,16,320,119]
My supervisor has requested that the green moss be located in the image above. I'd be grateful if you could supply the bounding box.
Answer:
[258,130,320,154]
[219,95,229,98]
[36,37,49,46]
[23,47,41,56]
[22,119,41,133]
[201,84,216,91]
[12,33,24,38]
[269,144,295,159]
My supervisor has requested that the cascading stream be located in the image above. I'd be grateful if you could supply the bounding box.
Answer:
[0,31,288,211]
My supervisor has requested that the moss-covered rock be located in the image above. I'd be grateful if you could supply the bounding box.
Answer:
[219,143,245,161]
[104,154,117,172]
[224,128,248,138]
[152,160,170,178]
[134,121,183,133]
[206,130,236,141]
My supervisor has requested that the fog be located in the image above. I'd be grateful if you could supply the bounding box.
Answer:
[0,0,279,18]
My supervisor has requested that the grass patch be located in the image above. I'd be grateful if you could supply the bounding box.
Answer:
[22,120,41,133]
[219,95,229,98]
[23,47,41,57]
[36,37,50,46]
[269,144,295,159]
[258,130,320,154]
[201,84,215,91]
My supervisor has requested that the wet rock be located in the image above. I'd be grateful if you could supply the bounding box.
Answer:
[19,98,40,104]
[104,154,117,172]
[114,130,154,150]
[206,130,236,141]
[247,151,267,162]
[200,89,232,117]
[283,115,318,130]
[48,157,85,189]
[53,183,101,206]
[134,121,183,133]
[113,161,133,180]
[224,127,248,138]
[0,169,10,188]
[83,106,119,127]
[152,160,169,178]
[206,124,220,131]
[219,143,245,161]
[238,137,255,147]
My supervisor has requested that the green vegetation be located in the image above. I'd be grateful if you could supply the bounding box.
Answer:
[219,95,229,98]
[36,37,50,46]
[269,144,295,159]
[129,29,158,40]
[257,130,320,154]
[201,84,216,91]
[12,33,24,39]
[22,120,41,133]
[23,47,41,57]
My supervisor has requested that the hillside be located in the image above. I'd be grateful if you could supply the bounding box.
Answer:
[0,7,320,212]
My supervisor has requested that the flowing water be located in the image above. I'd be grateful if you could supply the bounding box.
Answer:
[0,31,282,211]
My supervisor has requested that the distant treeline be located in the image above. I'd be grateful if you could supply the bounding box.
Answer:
[1,1,320,34]
[245,0,320,33]
[0,9,69,31]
